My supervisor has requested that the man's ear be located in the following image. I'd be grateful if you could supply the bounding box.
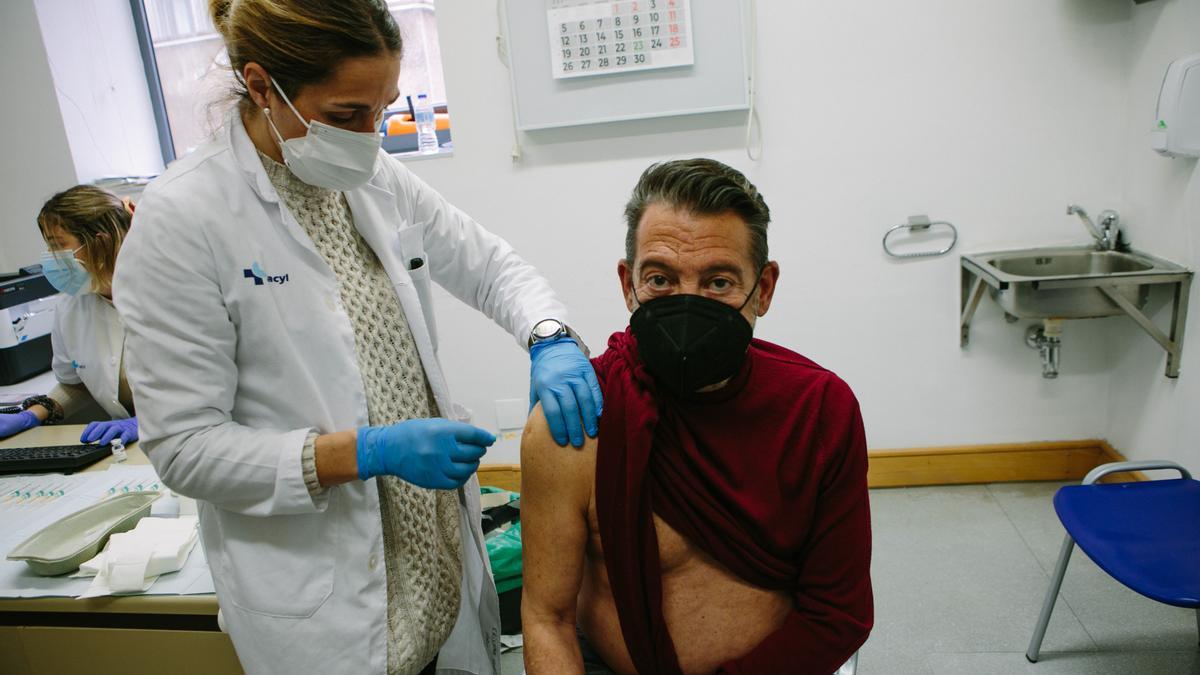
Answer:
[753,261,780,316]
[617,259,636,312]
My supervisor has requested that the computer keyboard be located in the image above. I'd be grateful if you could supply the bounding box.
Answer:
[0,444,111,475]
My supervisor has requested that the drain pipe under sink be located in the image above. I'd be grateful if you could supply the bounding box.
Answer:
[1026,319,1063,378]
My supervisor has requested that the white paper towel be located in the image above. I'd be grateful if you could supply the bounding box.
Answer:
[74,516,199,598]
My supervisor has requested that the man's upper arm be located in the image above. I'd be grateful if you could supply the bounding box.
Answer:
[520,403,594,626]
[721,376,873,674]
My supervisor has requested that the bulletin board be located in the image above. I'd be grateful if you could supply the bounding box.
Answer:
[502,0,751,131]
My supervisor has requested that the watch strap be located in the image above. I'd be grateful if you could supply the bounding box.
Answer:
[563,324,590,358]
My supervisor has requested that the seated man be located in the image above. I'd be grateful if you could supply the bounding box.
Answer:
[521,158,873,675]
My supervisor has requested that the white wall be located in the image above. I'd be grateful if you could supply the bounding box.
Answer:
[1107,0,1200,469]
[0,0,79,273]
[410,0,1138,461]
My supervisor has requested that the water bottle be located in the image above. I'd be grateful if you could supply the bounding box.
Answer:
[415,94,438,154]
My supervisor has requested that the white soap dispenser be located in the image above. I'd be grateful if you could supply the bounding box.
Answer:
[1151,53,1200,159]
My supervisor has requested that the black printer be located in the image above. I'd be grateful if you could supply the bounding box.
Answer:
[0,266,60,385]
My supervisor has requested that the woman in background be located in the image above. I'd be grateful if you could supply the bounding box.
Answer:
[0,185,138,446]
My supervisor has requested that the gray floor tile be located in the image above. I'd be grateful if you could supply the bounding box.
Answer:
[987,481,1070,570]
[926,650,1200,674]
[856,647,933,675]
[867,486,1094,656]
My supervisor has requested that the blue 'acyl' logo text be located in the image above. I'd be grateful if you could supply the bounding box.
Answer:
[243,262,289,286]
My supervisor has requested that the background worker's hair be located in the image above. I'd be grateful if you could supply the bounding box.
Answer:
[37,185,133,294]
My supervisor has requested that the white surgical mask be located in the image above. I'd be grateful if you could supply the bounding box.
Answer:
[263,77,382,191]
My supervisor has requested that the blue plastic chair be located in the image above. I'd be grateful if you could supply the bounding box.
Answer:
[1026,460,1200,662]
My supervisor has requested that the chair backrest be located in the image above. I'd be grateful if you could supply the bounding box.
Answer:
[1056,460,1200,608]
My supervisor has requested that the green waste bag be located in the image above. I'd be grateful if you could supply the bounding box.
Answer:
[481,488,523,594]
[488,521,524,594]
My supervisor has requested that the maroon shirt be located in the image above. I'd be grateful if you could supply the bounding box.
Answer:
[593,329,873,675]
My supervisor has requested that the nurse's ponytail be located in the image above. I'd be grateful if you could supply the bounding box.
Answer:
[210,0,403,113]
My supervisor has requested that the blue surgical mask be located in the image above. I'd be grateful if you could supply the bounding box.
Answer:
[40,246,92,296]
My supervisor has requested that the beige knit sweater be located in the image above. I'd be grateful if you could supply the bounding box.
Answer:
[260,153,462,675]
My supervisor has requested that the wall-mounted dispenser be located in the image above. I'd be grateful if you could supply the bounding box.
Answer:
[1151,53,1200,159]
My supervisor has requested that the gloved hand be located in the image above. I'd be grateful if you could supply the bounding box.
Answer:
[356,418,496,490]
[529,337,603,448]
[0,410,40,440]
[81,417,139,446]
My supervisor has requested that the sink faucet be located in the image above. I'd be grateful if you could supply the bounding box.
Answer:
[1066,204,1121,250]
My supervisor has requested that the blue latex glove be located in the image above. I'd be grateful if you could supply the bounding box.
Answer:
[357,418,496,490]
[0,410,40,440]
[529,337,603,448]
[81,417,139,446]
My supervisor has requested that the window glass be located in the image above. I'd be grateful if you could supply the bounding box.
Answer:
[139,0,450,159]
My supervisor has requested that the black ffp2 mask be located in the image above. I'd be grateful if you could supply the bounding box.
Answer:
[629,289,756,397]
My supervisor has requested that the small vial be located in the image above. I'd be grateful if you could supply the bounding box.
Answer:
[110,438,127,463]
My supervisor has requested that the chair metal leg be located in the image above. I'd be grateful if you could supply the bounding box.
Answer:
[1027,534,1076,663]
[834,649,859,675]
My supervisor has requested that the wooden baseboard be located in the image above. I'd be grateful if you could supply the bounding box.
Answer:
[477,464,521,493]
[479,440,1142,492]
[867,439,1141,488]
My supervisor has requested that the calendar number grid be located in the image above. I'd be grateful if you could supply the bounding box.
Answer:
[547,0,694,79]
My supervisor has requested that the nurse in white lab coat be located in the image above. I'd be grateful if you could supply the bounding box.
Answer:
[0,186,139,446]
[111,2,601,674]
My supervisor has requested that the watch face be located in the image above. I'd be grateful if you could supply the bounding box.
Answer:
[533,319,563,340]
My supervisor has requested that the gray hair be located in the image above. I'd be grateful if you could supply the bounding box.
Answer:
[623,158,770,270]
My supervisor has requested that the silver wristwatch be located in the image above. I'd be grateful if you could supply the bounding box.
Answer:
[529,318,590,356]
[529,318,568,346]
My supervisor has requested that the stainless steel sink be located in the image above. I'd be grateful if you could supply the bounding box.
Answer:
[960,246,1193,377]
[990,250,1153,278]
[963,247,1184,319]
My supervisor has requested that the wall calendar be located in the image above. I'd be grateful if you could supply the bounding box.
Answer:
[547,0,694,80]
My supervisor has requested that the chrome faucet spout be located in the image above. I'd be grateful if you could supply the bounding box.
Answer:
[1066,204,1119,250]
[1066,204,1103,241]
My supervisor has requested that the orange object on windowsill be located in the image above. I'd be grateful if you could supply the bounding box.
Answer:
[386,113,452,136]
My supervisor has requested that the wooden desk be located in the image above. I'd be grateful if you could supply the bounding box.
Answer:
[0,425,241,674]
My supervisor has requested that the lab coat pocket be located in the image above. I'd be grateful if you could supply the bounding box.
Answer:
[407,260,439,348]
[395,224,440,350]
[217,509,334,618]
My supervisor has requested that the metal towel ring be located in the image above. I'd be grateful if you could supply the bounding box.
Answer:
[882,215,958,259]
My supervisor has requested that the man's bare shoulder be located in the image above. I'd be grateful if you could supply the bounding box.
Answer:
[520,404,597,503]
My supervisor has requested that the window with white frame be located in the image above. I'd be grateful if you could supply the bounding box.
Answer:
[135,0,452,161]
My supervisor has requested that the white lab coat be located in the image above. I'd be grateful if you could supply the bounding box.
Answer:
[50,293,131,419]
[113,112,566,675]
